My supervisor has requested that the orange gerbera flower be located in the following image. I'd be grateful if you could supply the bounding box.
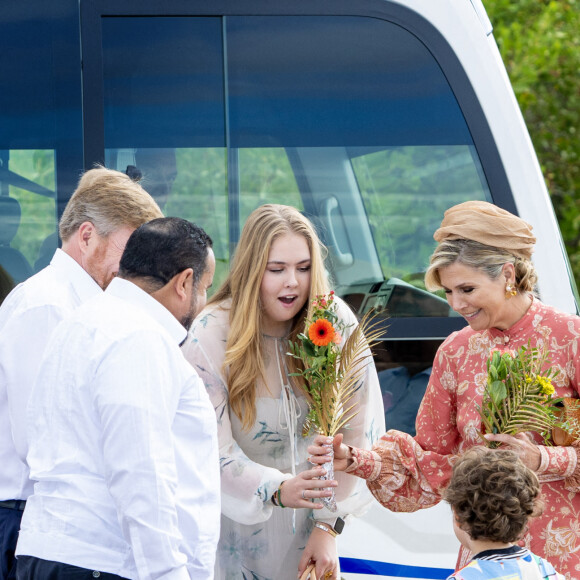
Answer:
[308,318,335,347]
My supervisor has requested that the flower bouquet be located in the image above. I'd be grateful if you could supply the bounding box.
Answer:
[288,291,382,511]
[478,343,574,447]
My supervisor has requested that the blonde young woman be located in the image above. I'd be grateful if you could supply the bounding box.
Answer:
[309,201,580,579]
[182,204,384,580]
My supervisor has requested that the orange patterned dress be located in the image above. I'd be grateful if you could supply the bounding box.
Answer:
[346,298,580,579]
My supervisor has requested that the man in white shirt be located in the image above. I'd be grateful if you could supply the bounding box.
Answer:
[16,217,219,580]
[0,167,163,580]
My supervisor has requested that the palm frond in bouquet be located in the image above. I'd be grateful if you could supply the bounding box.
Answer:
[288,292,383,510]
[478,342,575,447]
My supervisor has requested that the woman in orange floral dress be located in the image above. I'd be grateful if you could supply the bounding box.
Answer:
[310,201,580,579]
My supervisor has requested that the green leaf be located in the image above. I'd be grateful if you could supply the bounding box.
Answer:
[303,340,316,357]
[497,359,508,380]
[489,380,507,406]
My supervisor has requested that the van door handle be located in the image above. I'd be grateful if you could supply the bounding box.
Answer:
[322,197,353,267]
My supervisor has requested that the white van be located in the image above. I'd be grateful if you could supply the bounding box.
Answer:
[0,0,576,577]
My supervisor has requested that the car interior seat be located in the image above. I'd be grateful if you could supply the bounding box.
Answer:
[0,196,33,284]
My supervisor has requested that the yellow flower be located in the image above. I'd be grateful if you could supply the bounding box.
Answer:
[538,376,555,396]
[479,341,561,446]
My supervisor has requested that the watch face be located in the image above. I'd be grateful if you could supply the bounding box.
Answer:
[334,517,345,535]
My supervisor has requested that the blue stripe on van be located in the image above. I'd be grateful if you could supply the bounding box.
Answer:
[339,557,453,579]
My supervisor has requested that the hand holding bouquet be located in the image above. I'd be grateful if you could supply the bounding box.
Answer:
[478,343,573,447]
[289,292,382,511]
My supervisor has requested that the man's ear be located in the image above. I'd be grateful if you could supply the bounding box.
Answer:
[173,268,194,301]
[77,222,96,254]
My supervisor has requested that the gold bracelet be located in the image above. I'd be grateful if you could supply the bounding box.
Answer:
[314,521,338,537]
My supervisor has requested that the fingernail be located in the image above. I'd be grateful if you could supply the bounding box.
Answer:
[325,437,333,444]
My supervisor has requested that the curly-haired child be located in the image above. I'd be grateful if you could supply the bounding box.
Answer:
[444,447,564,580]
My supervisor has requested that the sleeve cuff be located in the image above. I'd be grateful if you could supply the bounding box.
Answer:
[537,445,577,478]
[345,446,382,481]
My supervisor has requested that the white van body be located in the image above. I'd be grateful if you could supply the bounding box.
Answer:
[0,1,576,578]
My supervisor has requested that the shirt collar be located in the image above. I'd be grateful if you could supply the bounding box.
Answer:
[105,277,187,345]
[473,545,527,560]
[49,248,102,302]
[487,294,539,343]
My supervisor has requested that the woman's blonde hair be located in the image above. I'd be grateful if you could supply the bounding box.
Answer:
[425,239,537,294]
[210,204,329,430]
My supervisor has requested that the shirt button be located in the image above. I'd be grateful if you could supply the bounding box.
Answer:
[92,572,101,578]
[504,336,509,344]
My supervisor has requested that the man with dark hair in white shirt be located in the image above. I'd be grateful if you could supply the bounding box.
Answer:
[0,167,163,580]
[16,217,219,580]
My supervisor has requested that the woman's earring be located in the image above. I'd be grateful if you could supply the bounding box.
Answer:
[505,283,517,299]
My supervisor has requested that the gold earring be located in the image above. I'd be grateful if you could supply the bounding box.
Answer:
[505,283,517,299]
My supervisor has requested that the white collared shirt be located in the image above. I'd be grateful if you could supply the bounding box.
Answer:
[17,278,220,580]
[0,249,101,500]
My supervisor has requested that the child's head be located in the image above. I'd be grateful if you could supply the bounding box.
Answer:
[444,447,542,544]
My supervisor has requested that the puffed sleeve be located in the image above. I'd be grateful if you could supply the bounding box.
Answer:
[314,298,386,525]
[182,306,288,525]
[535,325,580,491]
[346,336,462,512]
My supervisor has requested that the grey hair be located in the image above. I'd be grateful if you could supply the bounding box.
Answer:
[59,166,163,241]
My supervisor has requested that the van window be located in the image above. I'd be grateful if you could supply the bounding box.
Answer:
[352,145,489,287]
[239,149,303,224]
[0,0,82,299]
[102,14,489,317]
[3,151,56,279]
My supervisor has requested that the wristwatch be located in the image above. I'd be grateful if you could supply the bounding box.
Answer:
[314,517,345,537]
[332,517,345,535]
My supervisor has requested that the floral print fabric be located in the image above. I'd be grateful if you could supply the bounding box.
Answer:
[346,299,580,579]
[182,297,385,580]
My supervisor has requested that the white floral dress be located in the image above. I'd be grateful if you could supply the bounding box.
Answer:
[182,297,385,580]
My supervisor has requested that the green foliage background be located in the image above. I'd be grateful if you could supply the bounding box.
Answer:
[484,0,580,286]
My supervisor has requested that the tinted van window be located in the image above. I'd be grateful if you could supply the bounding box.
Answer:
[0,0,82,298]
[102,15,489,310]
